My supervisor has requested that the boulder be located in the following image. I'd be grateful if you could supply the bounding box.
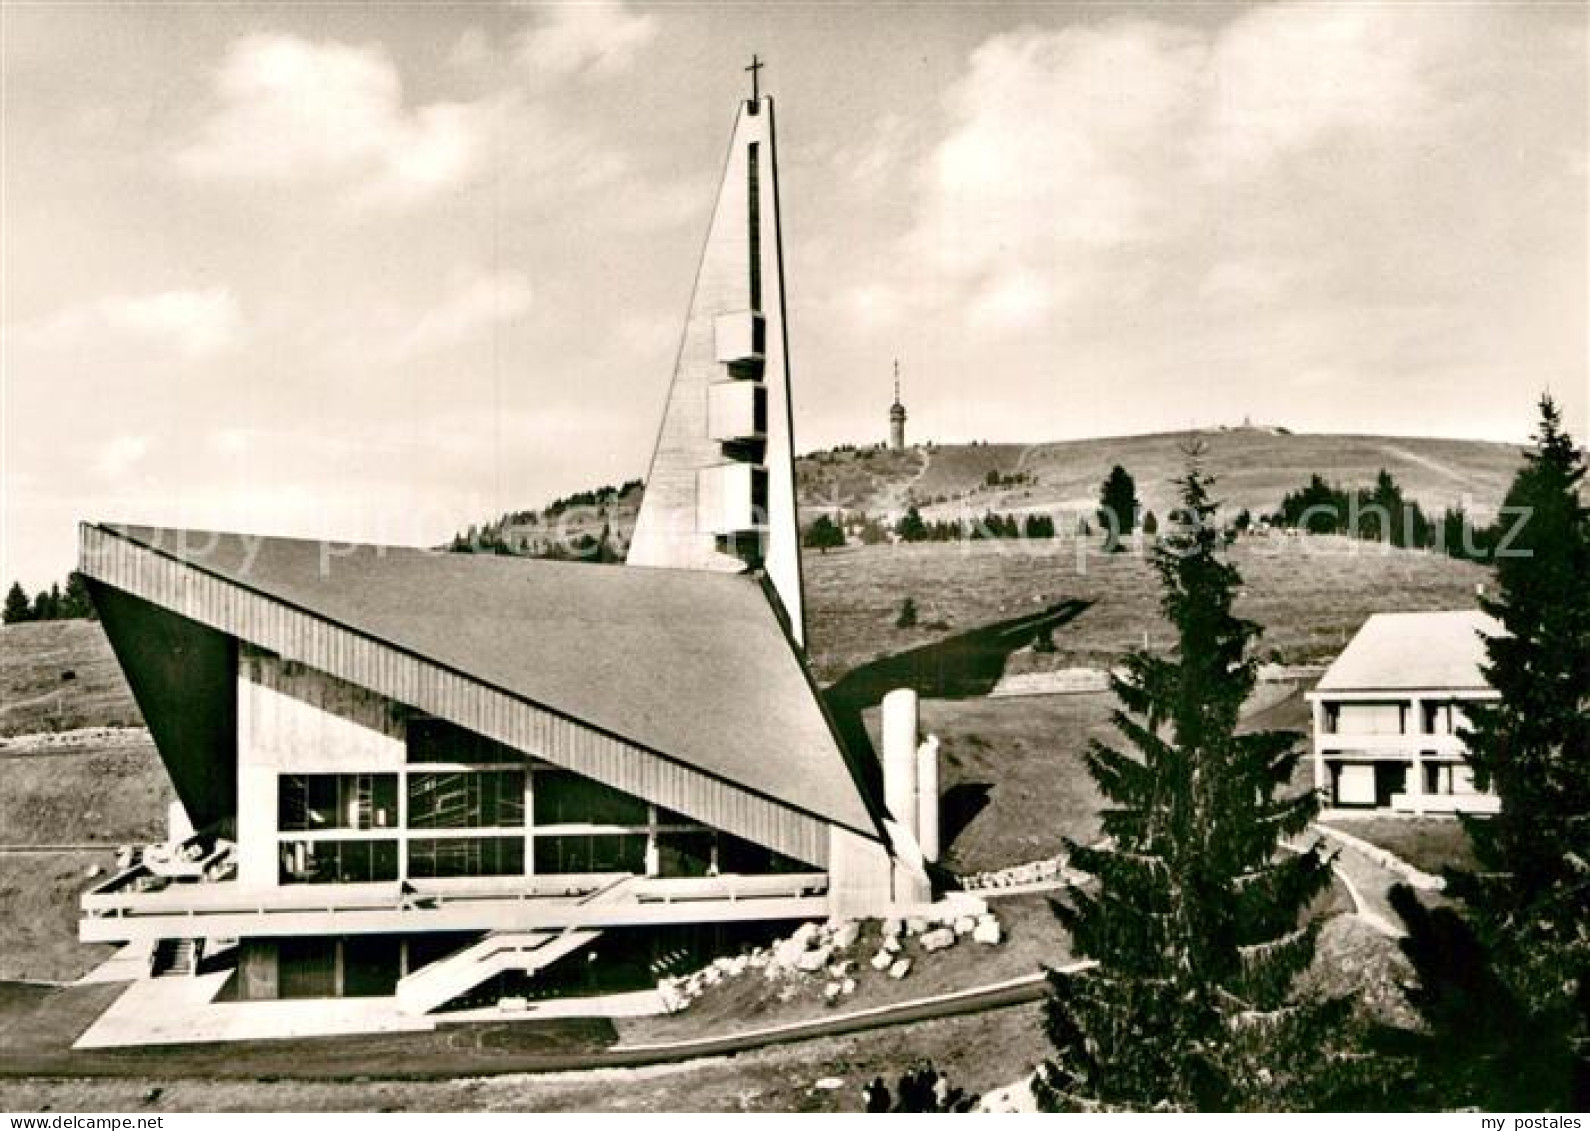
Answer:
[883,935,902,954]
[841,977,857,995]
[795,943,834,973]
[953,915,977,935]
[920,927,956,952]
[973,918,1003,945]
[905,917,930,935]
[888,958,913,980]
[828,959,853,979]
[832,920,862,949]
[773,936,810,968]
[870,949,893,971]
[823,981,843,1001]
[882,917,903,938]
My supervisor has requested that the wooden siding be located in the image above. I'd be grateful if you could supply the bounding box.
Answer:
[81,524,830,866]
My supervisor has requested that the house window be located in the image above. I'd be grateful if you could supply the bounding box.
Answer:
[279,838,398,884]
[407,770,525,829]
[278,774,398,831]
[407,836,525,878]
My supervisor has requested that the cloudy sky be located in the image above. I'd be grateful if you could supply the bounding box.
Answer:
[3,1,1585,589]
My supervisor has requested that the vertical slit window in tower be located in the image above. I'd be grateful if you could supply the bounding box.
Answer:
[747,142,762,312]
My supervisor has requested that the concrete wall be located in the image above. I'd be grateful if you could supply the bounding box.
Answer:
[235,650,406,888]
[627,96,805,645]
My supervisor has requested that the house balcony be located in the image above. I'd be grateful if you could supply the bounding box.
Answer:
[1314,732,1469,756]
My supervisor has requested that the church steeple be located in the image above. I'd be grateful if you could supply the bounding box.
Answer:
[628,68,806,646]
[889,359,907,451]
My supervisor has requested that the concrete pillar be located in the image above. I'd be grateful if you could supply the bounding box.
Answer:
[1408,697,1426,815]
[881,688,920,838]
[916,735,941,864]
[1310,698,1328,803]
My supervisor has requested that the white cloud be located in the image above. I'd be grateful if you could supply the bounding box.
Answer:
[514,1,658,79]
[393,269,535,359]
[177,34,491,204]
[16,287,242,359]
[891,3,1516,334]
[100,289,243,358]
[95,435,150,479]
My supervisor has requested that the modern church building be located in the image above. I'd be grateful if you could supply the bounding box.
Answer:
[76,87,932,1014]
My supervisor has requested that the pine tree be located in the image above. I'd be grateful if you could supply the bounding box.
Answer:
[895,506,928,543]
[803,513,845,551]
[1435,394,1590,1105]
[1038,453,1337,1111]
[1097,465,1139,552]
[62,572,95,620]
[3,582,31,624]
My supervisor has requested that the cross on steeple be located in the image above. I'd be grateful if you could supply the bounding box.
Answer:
[745,54,764,101]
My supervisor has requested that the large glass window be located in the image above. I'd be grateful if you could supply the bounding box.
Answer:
[407,836,525,878]
[407,718,521,764]
[278,774,397,831]
[720,833,808,875]
[533,769,647,827]
[656,831,715,878]
[533,834,647,875]
[279,838,398,884]
[408,771,524,829]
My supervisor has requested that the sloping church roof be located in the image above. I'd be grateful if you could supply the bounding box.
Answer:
[89,523,880,838]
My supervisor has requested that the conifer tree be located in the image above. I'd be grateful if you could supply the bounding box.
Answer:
[1039,452,1336,1111]
[3,581,31,624]
[1429,394,1590,1106]
[1097,465,1139,552]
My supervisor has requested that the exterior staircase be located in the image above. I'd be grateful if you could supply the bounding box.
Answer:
[150,937,201,977]
[393,878,632,1015]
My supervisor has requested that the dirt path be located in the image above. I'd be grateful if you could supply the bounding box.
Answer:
[1300,828,1409,937]
[1379,444,1469,484]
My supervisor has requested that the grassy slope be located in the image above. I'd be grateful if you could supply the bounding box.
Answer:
[0,736,170,980]
[618,892,1067,1046]
[0,620,138,736]
[0,738,171,845]
[496,430,1520,551]
[805,535,1490,683]
[0,1003,1049,1112]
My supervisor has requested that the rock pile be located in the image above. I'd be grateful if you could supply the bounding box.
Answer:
[961,855,1078,892]
[657,903,1008,1013]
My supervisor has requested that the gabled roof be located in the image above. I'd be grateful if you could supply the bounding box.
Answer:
[1315,610,1501,693]
[90,524,879,838]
